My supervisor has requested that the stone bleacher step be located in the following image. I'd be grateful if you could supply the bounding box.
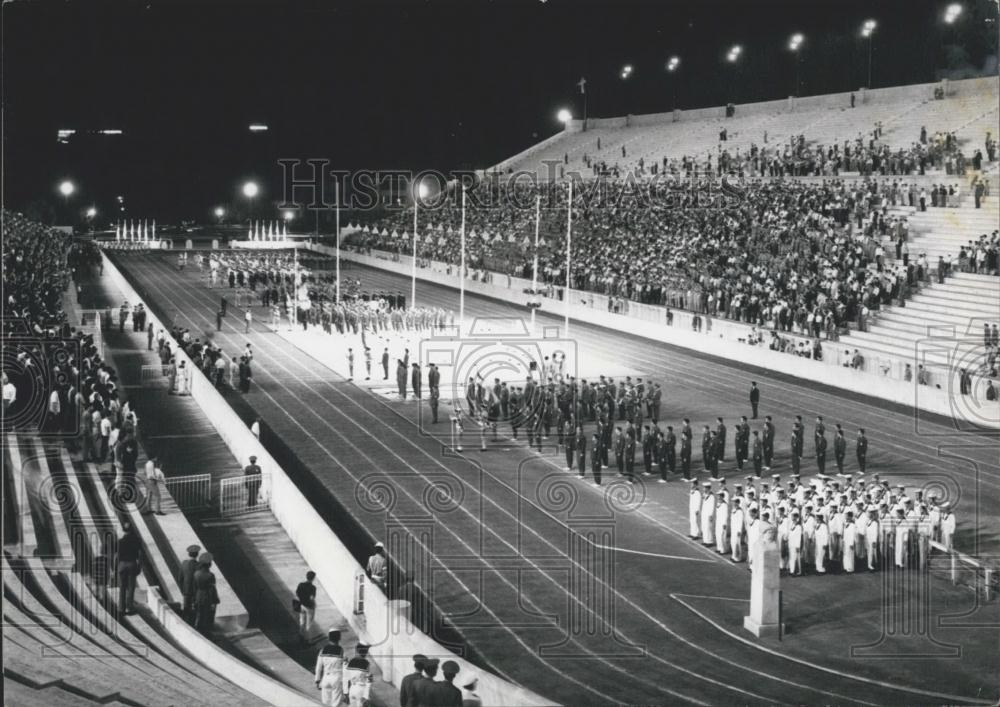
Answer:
[2,674,103,707]
[910,289,1000,308]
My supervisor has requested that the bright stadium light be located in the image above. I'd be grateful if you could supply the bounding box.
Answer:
[86,207,97,218]
[861,19,877,37]
[214,207,225,218]
[248,124,269,132]
[283,210,295,221]
[557,108,573,123]
[666,56,680,71]
[944,3,962,23]
[727,44,742,62]
[59,180,75,197]
[416,182,430,200]
[621,64,633,79]
[242,181,259,198]
[789,33,804,50]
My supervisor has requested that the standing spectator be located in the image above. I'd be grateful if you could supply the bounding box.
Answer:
[366,541,387,591]
[147,322,155,351]
[295,571,318,643]
[116,521,142,615]
[244,308,253,333]
[179,544,200,623]
[749,381,760,419]
[244,455,262,509]
[193,552,220,634]
[431,660,463,705]
[143,456,165,515]
[344,645,372,707]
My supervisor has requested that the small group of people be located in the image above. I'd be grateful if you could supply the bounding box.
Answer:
[178,544,221,634]
[313,631,375,706]
[399,653,481,707]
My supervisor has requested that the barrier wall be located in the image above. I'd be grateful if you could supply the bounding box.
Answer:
[335,248,1000,430]
[146,588,316,707]
[101,252,555,707]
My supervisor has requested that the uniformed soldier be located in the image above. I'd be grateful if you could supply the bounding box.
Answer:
[701,425,712,472]
[591,432,603,485]
[708,430,721,478]
[179,544,200,623]
[700,482,716,546]
[730,498,745,562]
[787,511,803,575]
[624,432,636,482]
[715,417,727,460]
[735,416,750,469]
[613,427,625,475]
[680,427,692,479]
[856,428,868,473]
[428,385,440,424]
[751,430,763,477]
[651,383,662,423]
[762,416,775,470]
[814,416,825,456]
[833,425,847,472]
[688,480,702,539]
[790,429,801,474]
[642,426,654,476]
[715,491,729,554]
[193,552,220,634]
[815,431,828,474]
[663,426,677,480]
[749,381,760,419]
[575,427,587,478]
[314,630,345,706]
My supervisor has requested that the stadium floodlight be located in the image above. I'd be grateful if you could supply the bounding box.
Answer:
[727,44,742,62]
[86,207,97,218]
[789,33,804,50]
[214,207,225,218]
[944,3,962,23]
[416,182,430,200]
[621,64,633,79]
[666,56,680,71]
[861,19,877,37]
[59,180,75,197]
[248,124,269,132]
[242,181,259,198]
[557,108,573,123]
[283,210,295,221]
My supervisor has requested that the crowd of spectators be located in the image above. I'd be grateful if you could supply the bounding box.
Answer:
[348,176,948,346]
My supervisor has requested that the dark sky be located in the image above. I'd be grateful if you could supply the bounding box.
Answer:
[3,0,997,221]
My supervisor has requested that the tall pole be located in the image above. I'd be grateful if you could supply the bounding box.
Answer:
[292,245,299,327]
[335,178,341,303]
[867,36,873,89]
[530,194,541,331]
[459,187,466,330]
[564,180,573,336]
[411,194,418,309]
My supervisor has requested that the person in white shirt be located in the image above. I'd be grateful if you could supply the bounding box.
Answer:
[776,507,790,571]
[940,504,956,550]
[787,512,803,575]
[2,375,16,416]
[714,493,729,554]
[688,482,701,539]
[842,512,857,573]
[700,483,715,547]
[746,508,761,569]
[730,500,745,562]
[865,509,881,570]
[143,457,165,515]
[894,509,910,568]
[814,513,830,574]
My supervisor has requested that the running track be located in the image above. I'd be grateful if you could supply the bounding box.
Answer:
[112,251,999,706]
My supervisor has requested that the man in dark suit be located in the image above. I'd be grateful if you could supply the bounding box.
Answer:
[762,416,775,470]
[179,544,200,623]
[664,426,677,479]
[856,428,868,473]
[399,654,427,707]
[701,425,712,472]
[833,425,847,473]
[715,417,727,460]
[815,430,828,474]
[749,382,760,419]
[430,660,463,706]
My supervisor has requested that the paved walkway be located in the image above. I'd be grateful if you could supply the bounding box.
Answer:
[75,259,398,706]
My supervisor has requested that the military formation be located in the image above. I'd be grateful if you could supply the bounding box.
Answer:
[687,472,957,574]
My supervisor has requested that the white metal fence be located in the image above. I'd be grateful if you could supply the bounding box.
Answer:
[163,473,213,512]
[219,472,270,517]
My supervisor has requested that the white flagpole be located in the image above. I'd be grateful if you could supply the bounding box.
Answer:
[565,180,573,336]
[459,186,466,330]
[531,194,540,331]
[335,178,341,303]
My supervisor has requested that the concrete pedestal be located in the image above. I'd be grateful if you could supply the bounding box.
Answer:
[744,525,784,638]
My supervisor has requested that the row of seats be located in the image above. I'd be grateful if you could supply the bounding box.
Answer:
[3,434,270,706]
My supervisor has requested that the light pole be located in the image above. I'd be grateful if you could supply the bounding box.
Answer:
[335,177,341,303]
[726,45,742,103]
[242,181,259,227]
[214,207,225,224]
[411,181,429,309]
[861,20,877,89]
[58,180,75,221]
[666,56,680,109]
[788,34,804,97]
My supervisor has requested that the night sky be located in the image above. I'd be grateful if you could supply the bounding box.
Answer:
[3,0,997,221]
